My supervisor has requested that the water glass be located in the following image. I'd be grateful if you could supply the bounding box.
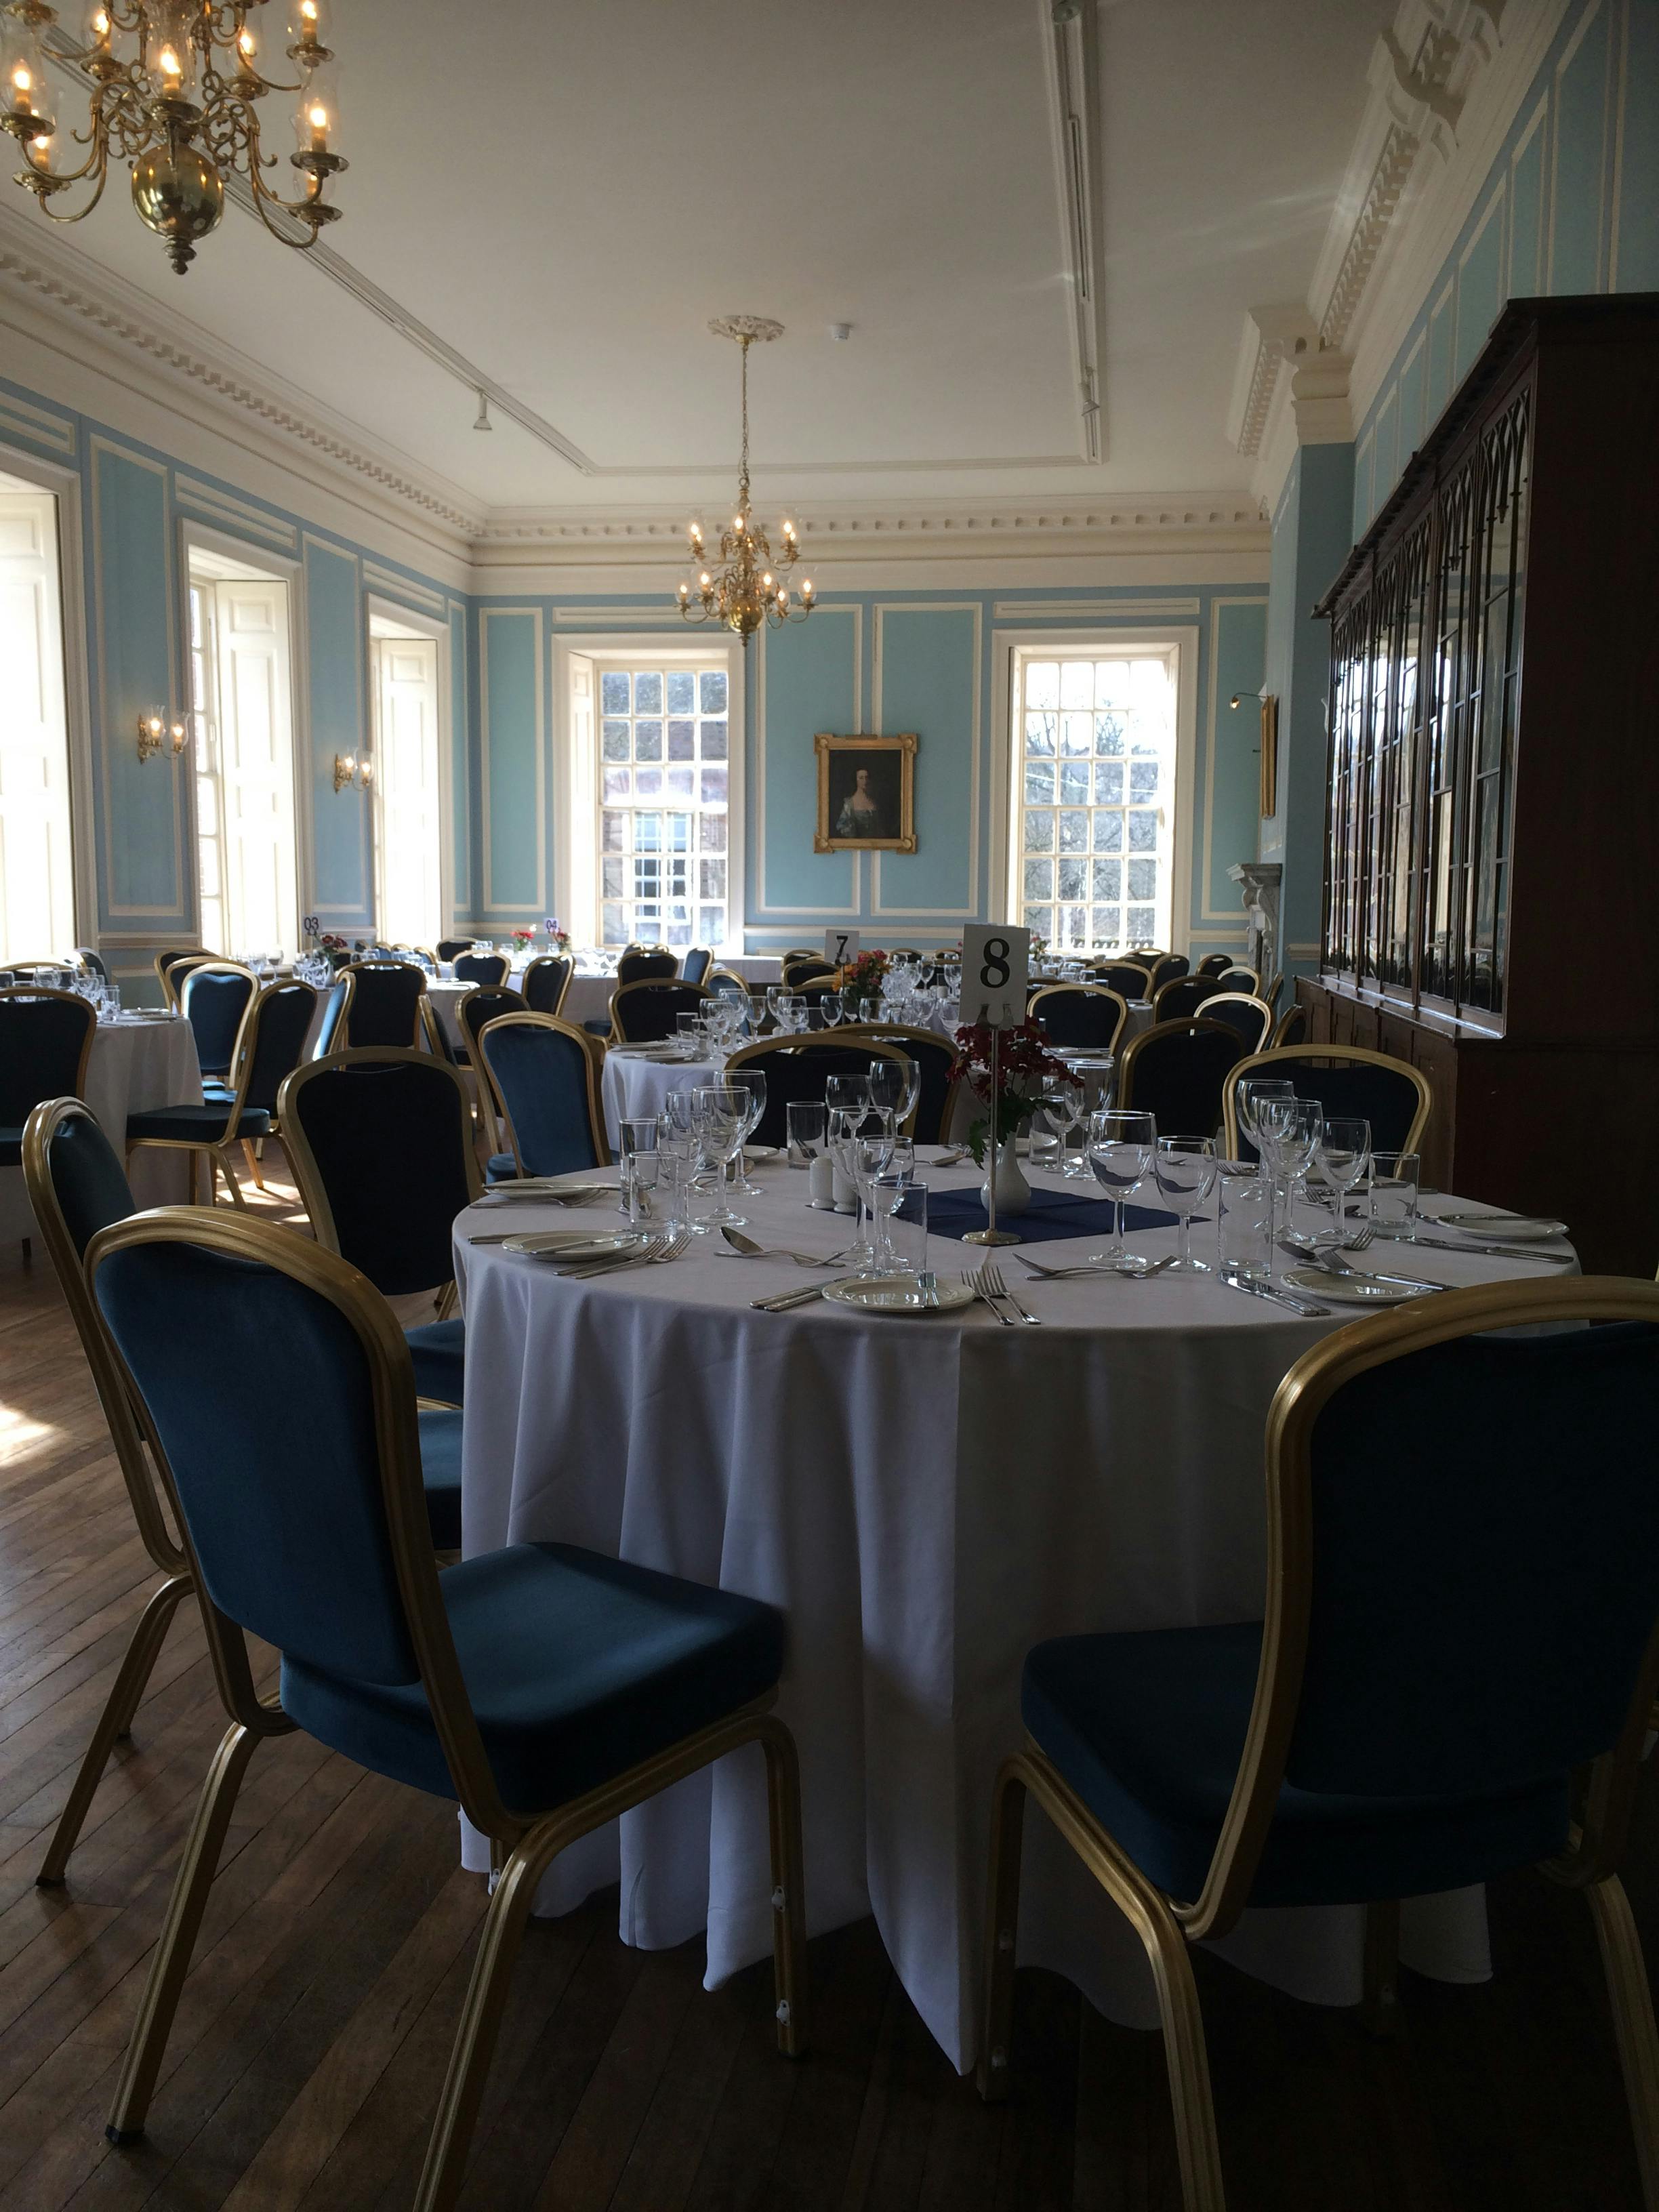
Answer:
[1315,1116,1372,1247]
[617,1115,658,1217]
[1371,1151,1421,1239]
[876,1176,928,1280]
[786,1101,826,1168]
[675,1011,703,1058]
[1086,1107,1158,1272]
[1153,1135,1218,1273]
[691,1084,750,1226]
[625,1151,662,1225]
[1216,1166,1273,1281]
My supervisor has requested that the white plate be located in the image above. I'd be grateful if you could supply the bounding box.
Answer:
[823,1274,976,1315]
[1433,1212,1568,1240]
[1283,1267,1427,1305]
[501,1229,652,1261]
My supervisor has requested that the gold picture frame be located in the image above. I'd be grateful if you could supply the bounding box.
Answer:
[1259,695,1279,817]
[814,733,918,853]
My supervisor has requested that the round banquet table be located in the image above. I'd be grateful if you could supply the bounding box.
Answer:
[452,1165,1575,2072]
[599,1050,719,1150]
[0,1012,203,1240]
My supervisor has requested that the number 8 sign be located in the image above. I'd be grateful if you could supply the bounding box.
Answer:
[960,924,1029,1027]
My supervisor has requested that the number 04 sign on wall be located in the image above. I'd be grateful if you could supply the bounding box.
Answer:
[960,924,1029,1027]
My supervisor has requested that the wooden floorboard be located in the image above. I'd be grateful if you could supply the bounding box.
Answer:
[1,1169,1656,2208]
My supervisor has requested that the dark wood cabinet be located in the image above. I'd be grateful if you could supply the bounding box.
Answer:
[1300,295,1659,1274]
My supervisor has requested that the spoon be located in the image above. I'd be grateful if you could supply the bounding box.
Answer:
[720,1225,844,1268]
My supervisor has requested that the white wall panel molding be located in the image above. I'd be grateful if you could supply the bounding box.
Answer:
[869,600,982,920]
[751,609,862,922]
[173,475,298,553]
[0,386,75,457]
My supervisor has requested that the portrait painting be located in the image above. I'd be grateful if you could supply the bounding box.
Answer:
[814,733,918,853]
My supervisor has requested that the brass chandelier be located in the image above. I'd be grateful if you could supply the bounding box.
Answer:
[0,0,346,274]
[676,316,814,645]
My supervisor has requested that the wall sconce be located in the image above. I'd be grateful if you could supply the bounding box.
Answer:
[137,708,187,762]
[333,750,373,794]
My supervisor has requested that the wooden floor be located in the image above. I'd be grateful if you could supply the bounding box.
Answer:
[1,1161,1655,2211]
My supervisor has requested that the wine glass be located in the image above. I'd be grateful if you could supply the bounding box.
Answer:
[1154,1136,1218,1273]
[866,1055,914,1131]
[732,1068,768,1192]
[845,1129,897,1273]
[1315,1116,1372,1248]
[1236,1076,1296,1163]
[1255,1095,1322,1279]
[1086,1108,1158,1271]
[1044,1072,1088,1178]
[691,1085,750,1227]
[867,1139,915,1269]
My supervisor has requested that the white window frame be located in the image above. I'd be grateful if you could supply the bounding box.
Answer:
[365,594,455,948]
[553,632,745,952]
[0,443,95,950]
[989,626,1197,954]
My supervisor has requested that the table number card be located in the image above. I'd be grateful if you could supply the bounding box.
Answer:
[960,924,1029,1027]
[823,928,860,967]
[302,915,320,938]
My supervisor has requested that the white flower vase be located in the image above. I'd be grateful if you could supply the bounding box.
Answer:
[981,1136,1030,1220]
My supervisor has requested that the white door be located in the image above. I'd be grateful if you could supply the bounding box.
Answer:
[213,578,297,957]
[373,635,441,949]
[0,489,74,964]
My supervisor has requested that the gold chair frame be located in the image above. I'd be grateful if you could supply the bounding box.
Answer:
[1151,975,1224,1023]
[609,976,713,1044]
[451,984,530,1156]
[21,1099,195,1885]
[86,1210,808,2209]
[977,1276,1659,2212]
[1260,970,1284,1012]
[1027,984,1130,1056]
[1215,964,1261,993]
[153,948,215,1010]
[1269,1000,1306,1048]
[337,959,429,1050]
[476,1011,613,1174]
[126,966,278,1210]
[833,1022,966,1143]
[725,1034,921,1138]
[1220,1042,1432,1162]
[519,953,573,1019]
[1195,991,1274,1054]
[1116,1017,1245,1126]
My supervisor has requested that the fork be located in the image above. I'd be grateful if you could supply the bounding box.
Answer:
[960,1269,1017,1325]
[978,1259,1041,1324]
[1279,1237,1443,1293]
[557,1232,673,1279]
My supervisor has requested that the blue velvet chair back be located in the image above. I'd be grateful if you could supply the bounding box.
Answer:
[478,1018,603,1175]
[180,964,257,1078]
[1097,962,1152,1000]
[239,981,319,1112]
[1119,1019,1245,1138]
[782,958,837,989]
[286,1055,474,1295]
[1195,954,1233,977]
[41,1099,136,1254]
[1200,994,1271,1052]
[1152,975,1222,1025]
[615,949,678,985]
[611,981,708,1042]
[725,1042,892,1150]
[1286,1321,1659,1800]
[838,1027,958,1145]
[158,949,213,1006]
[705,968,750,1010]
[341,963,426,1048]
[1029,987,1126,1052]
[1229,1052,1424,1165]
[453,952,509,987]
[314,977,350,1056]
[0,990,96,1124]
[75,947,109,981]
[1215,968,1257,994]
[522,956,573,1016]
[93,1235,420,1684]
[682,948,712,987]
[458,985,527,1061]
[1145,954,1190,995]
[436,939,474,962]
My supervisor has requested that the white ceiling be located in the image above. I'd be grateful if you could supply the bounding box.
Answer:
[14,0,1380,516]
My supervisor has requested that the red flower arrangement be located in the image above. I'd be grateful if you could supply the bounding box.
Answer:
[510,927,535,947]
[951,1019,1075,1164]
[843,947,890,994]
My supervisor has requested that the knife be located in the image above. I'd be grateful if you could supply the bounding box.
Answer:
[753,1277,857,1311]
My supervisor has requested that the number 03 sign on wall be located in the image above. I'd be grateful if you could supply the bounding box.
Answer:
[960,924,1029,1027]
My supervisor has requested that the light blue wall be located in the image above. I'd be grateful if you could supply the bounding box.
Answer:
[0,367,466,1002]
[1352,0,1659,536]
[463,584,1269,959]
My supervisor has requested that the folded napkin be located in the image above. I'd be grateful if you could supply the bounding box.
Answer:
[927,1185,1179,1245]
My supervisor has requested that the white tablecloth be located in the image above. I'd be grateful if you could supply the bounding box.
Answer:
[452,1167,1571,2070]
[1,1015,203,1238]
[599,1053,719,1151]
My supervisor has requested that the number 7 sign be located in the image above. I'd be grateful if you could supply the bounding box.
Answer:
[959,924,1029,1027]
[823,928,860,968]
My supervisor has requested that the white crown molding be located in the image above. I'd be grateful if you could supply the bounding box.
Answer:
[0,204,485,564]
[1226,306,1322,457]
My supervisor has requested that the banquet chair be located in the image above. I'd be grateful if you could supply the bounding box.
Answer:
[478,1014,611,1176]
[280,1048,478,1407]
[1196,993,1273,1054]
[21,1097,468,1881]
[1195,954,1233,978]
[456,985,530,1169]
[1260,970,1284,1013]
[706,965,752,1010]
[0,986,96,1174]
[782,958,837,989]
[611,979,712,1044]
[1151,975,1223,1025]
[1029,985,1129,1054]
[73,946,110,981]
[154,948,216,1009]
[979,1276,1659,2212]
[1221,1044,1431,1165]
[780,948,817,964]
[87,1209,806,2204]
[199,977,317,1190]
[522,953,573,1017]
[436,939,475,962]
[724,1037,915,1149]
[682,947,713,986]
[1117,1019,1246,1140]
[453,950,510,987]
[1271,1001,1307,1048]
[1096,962,1153,1000]
[337,960,428,1048]
[1145,954,1190,996]
[1214,965,1260,995]
[177,961,258,1080]
[615,947,678,985]
[838,1024,962,1145]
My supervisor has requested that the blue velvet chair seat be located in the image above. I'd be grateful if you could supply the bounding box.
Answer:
[127,1103,272,1143]
[415,1407,463,1550]
[407,1317,465,1406]
[0,1126,24,1166]
[1023,1623,1569,1909]
[486,1152,518,1182]
[281,1541,784,1811]
[202,1080,237,1105]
